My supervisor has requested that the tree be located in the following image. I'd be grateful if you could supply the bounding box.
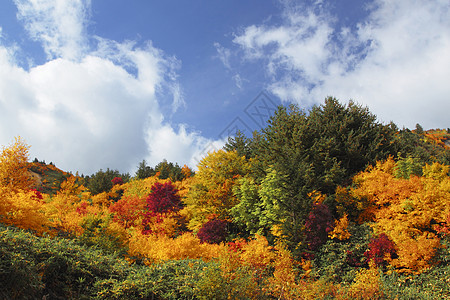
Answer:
[135,160,155,179]
[232,167,291,238]
[249,98,397,250]
[223,130,253,159]
[86,168,124,195]
[154,159,184,181]
[197,218,228,244]
[350,158,450,273]
[0,137,33,192]
[142,181,182,235]
[183,150,251,231]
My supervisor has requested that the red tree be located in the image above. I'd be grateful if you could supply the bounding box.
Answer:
[142,181,181,234]
[364,233,397,267]
[197,218,228,244]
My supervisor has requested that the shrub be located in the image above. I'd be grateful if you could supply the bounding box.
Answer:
[197,218,228,244]
[364,233,397,268]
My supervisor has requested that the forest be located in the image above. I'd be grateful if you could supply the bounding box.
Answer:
[1,97,450,299]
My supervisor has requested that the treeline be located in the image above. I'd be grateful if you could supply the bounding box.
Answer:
[1,97,450,299]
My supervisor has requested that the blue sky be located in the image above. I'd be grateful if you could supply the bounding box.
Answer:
[0,0,449,175]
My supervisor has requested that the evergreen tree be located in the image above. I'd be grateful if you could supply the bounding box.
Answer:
[135,160,155,179]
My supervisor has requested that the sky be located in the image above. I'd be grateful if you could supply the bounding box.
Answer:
[0,0,449,175]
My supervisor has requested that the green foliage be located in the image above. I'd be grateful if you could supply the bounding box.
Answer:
[29,161,72,195]
[79,215,126,256]
[395,129,450,165]
[0,224,216,299]
[249,98,397,250]
[85,168,129,195]
[195,262,265,300]
[154,159,184,181]
[135,159,155,179]
[135,159,186,181]
[232,168,291,238]
[393,155,423,178]
[312,223,372,284]
[223,130,254,159]
[231,176,261,235]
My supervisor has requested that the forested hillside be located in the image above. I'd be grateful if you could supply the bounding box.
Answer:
[1,97,450,299]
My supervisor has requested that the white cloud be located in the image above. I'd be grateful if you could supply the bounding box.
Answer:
[145,124,227,169]
[14,0,90,60]
[214,42,232,69]
[0,0,217,174]
[233,0,450,129]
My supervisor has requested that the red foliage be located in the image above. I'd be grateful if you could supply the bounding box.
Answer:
[197,218,228,244]
[30,188,43,201]
[145,182,181,214]
[364,233,397,267]
[303,203,334,258]
[111,177,124,185]
[142,181,181,234]
[76,201,89,216]
[110,196,145,228]
[435,212,450,236]
[228,239,247,252]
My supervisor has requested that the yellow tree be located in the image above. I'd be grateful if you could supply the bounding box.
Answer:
[0,137,49,233]
[183,150,250,231]
[0,136,33,192]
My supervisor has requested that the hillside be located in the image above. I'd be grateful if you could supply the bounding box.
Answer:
[1,99,450,299]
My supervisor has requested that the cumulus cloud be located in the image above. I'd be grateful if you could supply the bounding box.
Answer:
[233,0,450,129]
[0,0,216,174]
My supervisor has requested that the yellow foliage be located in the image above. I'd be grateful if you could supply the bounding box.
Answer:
[423,162,450,181]
[184,150,250,230]
[240,234,275,269]
[390,232,441,274]
[269,242,300,299]
[0,137,50,234]
[44,176,95,235]
[127,231,224,264]
[329,213,351,240]
[347,262,383,299]
[0,187,49,234]
[308,190,326,204]
[146,212,181,237]
[121,175,170,198]
[0,137,33,192]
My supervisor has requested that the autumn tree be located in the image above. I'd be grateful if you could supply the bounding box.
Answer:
[183,150,250,231]
[0,137,33,192]
[0,137,49,233]
[142,181,182,235]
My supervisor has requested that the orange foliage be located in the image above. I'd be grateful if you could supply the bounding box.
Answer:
[109,195,145,229]
[329,213,351,241]
[0,188,49,234]
[350,158,450,273]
